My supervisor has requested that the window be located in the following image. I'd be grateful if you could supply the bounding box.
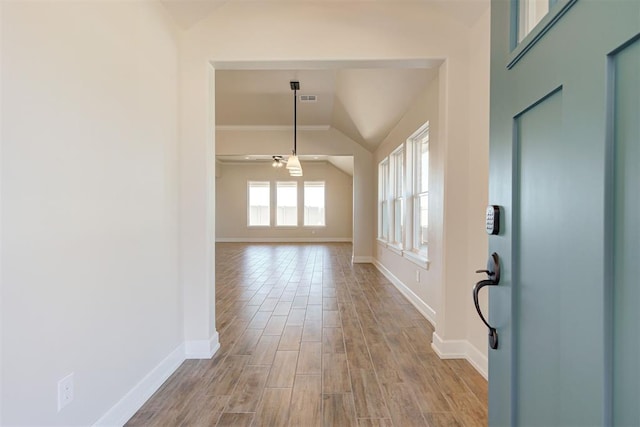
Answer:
[276,181,298,226]
[304,181,325,226]
[390,147,404,247]
[518,0,550,42]
[377,122,429,265]
[378,159,389,241]
[247,180,327,228]
[410,124,429,256]
[248,181,270,226]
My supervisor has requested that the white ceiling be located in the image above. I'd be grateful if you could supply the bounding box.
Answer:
[160,0,489,30]
[215,67,438,152]
[162,0,489,159]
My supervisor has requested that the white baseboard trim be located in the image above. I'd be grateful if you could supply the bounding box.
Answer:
[431,332,467,358]
[352,256,374,264]
[465,341,489,380]
[93,333,220,426]
[372,260,488,379]
[185,332,220,359]
[432,332,488,380]
[373,260,437,327]
[93,343,185,427]
[216,237,352,243]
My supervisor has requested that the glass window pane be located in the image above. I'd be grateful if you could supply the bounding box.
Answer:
[410,124,429,253]
[378,160,389,240]
[389,148,404,246]
[276,181,297,226]
[394,150,404,196]
[419,193,428,246]
[304,182,325,226]
[381,201,388,240]
[420,142,429,192]
[518,0,550,42]
[248,181,270,226]
[394,198,404,246]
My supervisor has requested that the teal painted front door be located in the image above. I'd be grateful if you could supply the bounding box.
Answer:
[489,1,639,425]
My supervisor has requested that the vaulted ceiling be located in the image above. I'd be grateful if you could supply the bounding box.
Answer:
[160,0,488,154]
[215,68,438,152]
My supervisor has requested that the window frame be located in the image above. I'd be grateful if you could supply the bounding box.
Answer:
[376,122,430,268]
[275,181,298,227]
[389,146,405,250]
[409,123,429,258]
[247,181,271,227]
[378,159,390,242]
[303,181,326,227]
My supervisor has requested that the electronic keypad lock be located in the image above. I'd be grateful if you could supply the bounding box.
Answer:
[485,205,500,235]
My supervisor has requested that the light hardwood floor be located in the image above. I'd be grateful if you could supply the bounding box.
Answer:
[126,243,487,426]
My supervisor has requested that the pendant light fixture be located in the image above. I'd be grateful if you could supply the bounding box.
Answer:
[286,81,303,177]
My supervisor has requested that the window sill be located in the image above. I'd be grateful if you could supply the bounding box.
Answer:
[402,250,429,270]
[387,244,403,256]
[304,225,326,228]
[377,239,406,257]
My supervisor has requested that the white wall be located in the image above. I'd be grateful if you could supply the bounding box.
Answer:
[216,161,353,241]
[0,2,492,424]
[0,1,4,422]
[374,74,441,325]
[1,2,182,425]
[178,3,480,350]
[215,126,374,261]
[427,18,490,378]
[464,6,491,373]
[372,11,491,377]
[178,52,218,360]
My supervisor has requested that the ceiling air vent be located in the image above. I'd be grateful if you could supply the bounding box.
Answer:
[299,95,317,103]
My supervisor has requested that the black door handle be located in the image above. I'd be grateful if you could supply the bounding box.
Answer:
[473,252,500,350]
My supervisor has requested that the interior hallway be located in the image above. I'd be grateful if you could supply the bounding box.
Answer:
[126,243,487,426]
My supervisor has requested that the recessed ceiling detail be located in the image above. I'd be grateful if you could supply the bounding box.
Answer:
[215,66,438,152]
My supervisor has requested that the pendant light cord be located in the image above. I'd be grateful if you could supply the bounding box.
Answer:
[293,87,297,156]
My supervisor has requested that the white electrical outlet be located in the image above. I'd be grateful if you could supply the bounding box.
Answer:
[57,373,74,412]
[416,269,420,282]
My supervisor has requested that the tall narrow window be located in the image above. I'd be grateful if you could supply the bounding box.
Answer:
[304,181,325,226]
[411,124,429,255]
[391,147,404,247]
[248,181,270,226]
[276,181,298,226]
[378,159,389,241]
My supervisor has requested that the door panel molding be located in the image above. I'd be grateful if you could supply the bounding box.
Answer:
[605,34,640,426]
[513,85,563,119]
[513,90,564,425]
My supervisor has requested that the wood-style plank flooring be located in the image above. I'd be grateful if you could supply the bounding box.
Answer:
[126,243,487,426]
